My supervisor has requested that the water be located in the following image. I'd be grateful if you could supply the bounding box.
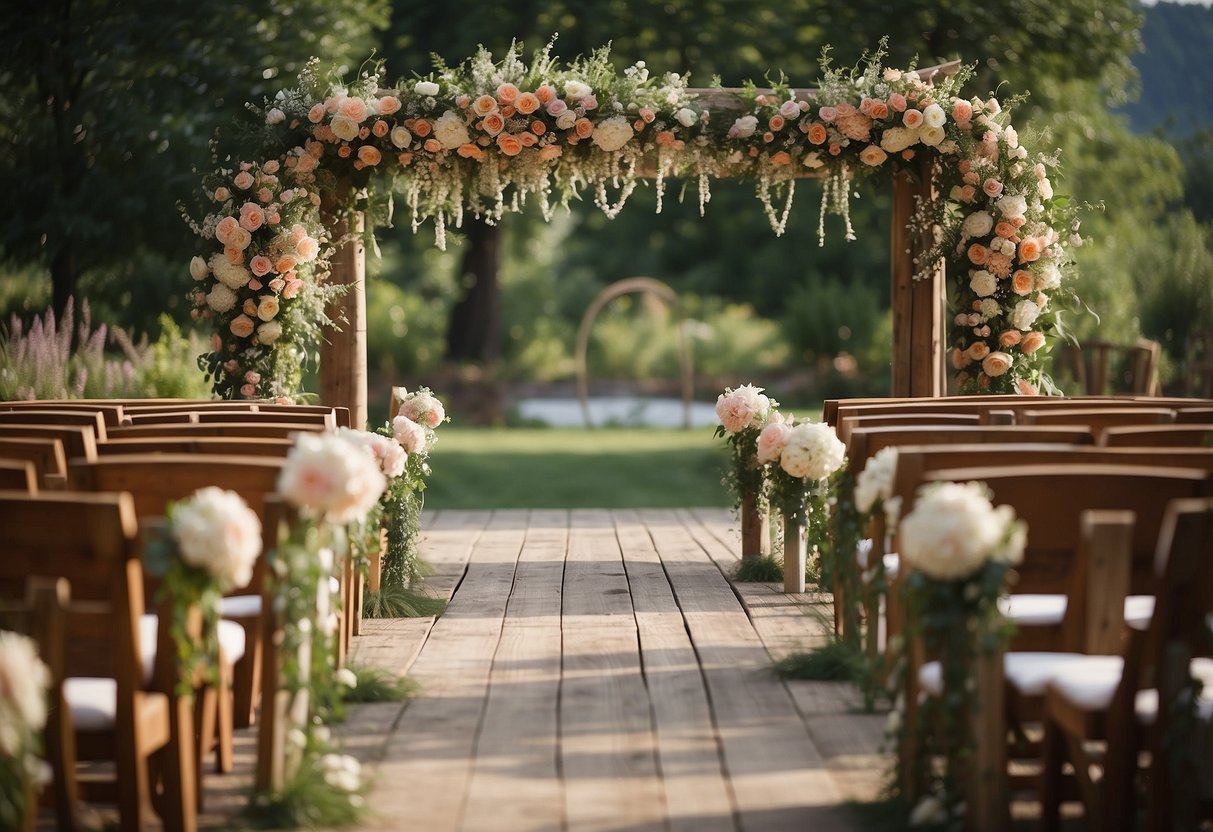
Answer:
[514,396,719,428]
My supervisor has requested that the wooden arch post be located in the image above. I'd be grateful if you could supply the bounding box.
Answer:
[320,181,368,430]
[890,160,945,398]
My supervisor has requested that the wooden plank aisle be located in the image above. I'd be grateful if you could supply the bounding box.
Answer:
[560,508,667,832]
[366,510,525,830]
[614,509,739,832]
[650,509,853,832]
[460,510,568,832]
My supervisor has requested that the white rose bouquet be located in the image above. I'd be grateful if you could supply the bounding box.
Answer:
[0,630,50,829]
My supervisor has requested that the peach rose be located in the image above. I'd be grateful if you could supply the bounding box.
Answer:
[869,101,889,119]
[482,113,504,136]
[413,120,432,137]
[1016,378,1039,396]
[967,244,989,265]
[496,134,523,156]
[249,255,273,277]
[307,103,326,124]
[1018,238,1042,263]
[952,99,973,124]
[516,92,541,115]
[999,330,1022,348]
[377,95,402,115]
[215,216,240,245]
[771,151,792,165]
[357,145,382,166]
[531,120,546,135]
[966,341,991,362]
[496,83,519,104]
[457,143,485,160]
[994,221,1019,240]
[519,131,537,147]
[951,348,971,369]
[275,255,297,273]
[233,171,255,190]
[372,120,389,138]
[242,298,257,316]
[214,186,231,202]
[423,138,442,153]
[574,118,594,139]
[902,109,924,129]
[257,295,280,321]
[807,123,827,145]
[859,145,888,167]
[1021,331,1046,354]
[1011,270,1034,295]
[535,84,556,104]
[982,351,1014,377]
[656,130,676,146]
[473,95,497,116]
[295,236,320,262]
[230,314,255,338]
[768,114,785,132]
[640,108,656,124]
[337,97,368,123]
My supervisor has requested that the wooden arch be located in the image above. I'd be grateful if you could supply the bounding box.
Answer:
[320,62,960,429]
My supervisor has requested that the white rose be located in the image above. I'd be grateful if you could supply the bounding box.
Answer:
[980,298,1001,318]
[996,194,1027,219]
[778,422,845,481]
[206,284,237,313]
[918,125,945,147]
[1010,299,1042,331]
[1037,178,1054,200]
[171,487,262,591]
[392,414,428,454]
[0,631,51,757]
[415,80,440,96]
[675,107,698,127]
[433,110,471,150]
[209,254,251,290]
[266,107,286,125]
[854,446,898,514]
[961,211,994,240]
[1035,263,1062,291]
[922,103,947,129]
[591,115,635,152]
[563,80,591,100]
[970,270,998,298]
[257,321,283,345]
[899,481,1018,581]
[879,126,918,154]
[330,116,359,142]
[391,126,413,149]
[555,111,577,130]
[257,295,280,321]
[731,115,759,138]
[190,255,210,281]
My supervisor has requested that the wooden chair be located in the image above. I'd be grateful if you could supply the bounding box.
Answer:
[1018,407,1176,440]
[106,422,326,441]
[69,454,286,731]
[1101,423,1213,447]
[0,409,109,442]
[1177,407,1213,424]
[895,464,1213,822]
[192,410,336,428]
[0,436,68,489]
[0,491,196,832]
[0,424,98,465]
[837,412,981,447]
[1040,497,1213,832]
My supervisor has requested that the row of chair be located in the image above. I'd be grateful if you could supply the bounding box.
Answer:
[824,394,1213,830]
[0,399,357,831]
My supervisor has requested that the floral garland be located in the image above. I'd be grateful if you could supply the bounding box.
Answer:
[187,38,1080,400]
[757,417,847,566]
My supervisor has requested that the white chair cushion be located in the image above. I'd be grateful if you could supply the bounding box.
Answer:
[64,677,117,731]
[1049,656,1213,723]
[856,539,900,583]
[996,594,1155,630]
[918,652,1117,698]
[855,537,873,571]
[884,553,900,581]
[139,614,247,685]
[219,594,262,618]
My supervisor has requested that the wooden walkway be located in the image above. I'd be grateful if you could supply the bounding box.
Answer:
[336,508,887,832]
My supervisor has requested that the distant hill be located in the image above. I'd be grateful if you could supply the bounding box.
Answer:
[1122,2,1213,136]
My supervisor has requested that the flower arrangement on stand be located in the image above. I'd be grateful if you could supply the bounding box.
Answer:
[890,481,1026,827]
[0,630,50,830]
[187,38,1081,403]
[253,430,389,825]
[756,419,846,593]
[714,384,777,566]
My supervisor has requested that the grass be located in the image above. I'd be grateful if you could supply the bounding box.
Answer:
[734,554,784,582]
[423,427,732,509]
[772,639,864,682]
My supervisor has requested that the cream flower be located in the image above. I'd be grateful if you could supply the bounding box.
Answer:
[330,116,359,142]
[854,446,898,514]
[0,631,50,758]
[257,321,283,345]
[257,295,280,321]
[171,487,262,591]
[778,422,845,481]
[591,116,634,152]
[433,111,471,150]
[969,270,997,298]
[961,211,994,240]
[277,432,387,524]
[899,481,1024,581]
[206,284,238,313]
[1010,299,1042,331]
[210,254,252,290]
[392,415,428,454]
[390,126,412,149]
[415,80,440,97]
[879,127,918,154]
[190,256,210,281]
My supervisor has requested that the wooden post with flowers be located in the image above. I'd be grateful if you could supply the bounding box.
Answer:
[320,181,368,430]
[891,159,945,398]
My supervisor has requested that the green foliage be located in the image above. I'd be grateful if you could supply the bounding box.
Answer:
[773,640,863,682]
[340,664,418,704]
[241,753,367,829]
[734,555,783,583]
[361,584,446,619]
[1122,2,1213,136]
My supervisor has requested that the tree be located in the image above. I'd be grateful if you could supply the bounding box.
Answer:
[0,0,388,320]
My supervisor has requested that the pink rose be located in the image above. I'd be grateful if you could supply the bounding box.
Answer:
[244,371,261,384]
[983,177,1004,198]
[1021,331,1046,354]
[545,99,568,117]
[215,216,240,246]
[239,384,257,398]
[715,392,756,435]
[756,422,791,465]
[392,415,427,454]
[377,95,401,115]
[308,104,326,124]
[233,171,255,190]
[889,93,907,112]
[249,255,273,277]
[239,202,264,232]
[213,187,231,202]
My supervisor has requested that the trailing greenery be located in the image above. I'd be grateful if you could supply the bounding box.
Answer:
[240,752,367,829]
[341,664,418,704]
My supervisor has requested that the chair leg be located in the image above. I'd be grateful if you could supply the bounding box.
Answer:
[193,686,217,812]
[232,617,262,728]
[45,696,82,832]
[216,665,234,773]
[1040,715,1064,832]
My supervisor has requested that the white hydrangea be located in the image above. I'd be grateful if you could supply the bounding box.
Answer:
[1035,263,1062,291]
[206,284,238,313]
[209,254,252,290]
[1010,299,1042,331]
[961,211,994,241]
[171,487,262,591]
[898,481,1025,581]
[779,422,846,481]
[257,321,282,345]
[854,446,898,514]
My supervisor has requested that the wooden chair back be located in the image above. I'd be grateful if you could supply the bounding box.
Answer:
[1100,424,1213,448]
[823,394,1059,427]
[0,401,125,428]
[1177,408,1213,424]
[124,411,200,425]
[0,409,108,441]
[0,490,196,831]
[98,436,296,458]
[0,424,97,464]
[847,424,1094,473]
[838,412,980,447]
[0,459,38,492]
[193,410,335,428]
[1018,407,1176,438]
[106,421,326,440]
[0,436,68,488]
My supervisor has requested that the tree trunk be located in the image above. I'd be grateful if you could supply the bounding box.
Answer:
[445,217,501,364]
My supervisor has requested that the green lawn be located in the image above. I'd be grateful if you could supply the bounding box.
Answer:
[422,428,732,509]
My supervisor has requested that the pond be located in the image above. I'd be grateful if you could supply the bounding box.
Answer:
[514,396,720,428]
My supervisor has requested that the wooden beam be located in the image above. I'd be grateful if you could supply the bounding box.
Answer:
[890,161,945,398]
[319,182,368,430]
